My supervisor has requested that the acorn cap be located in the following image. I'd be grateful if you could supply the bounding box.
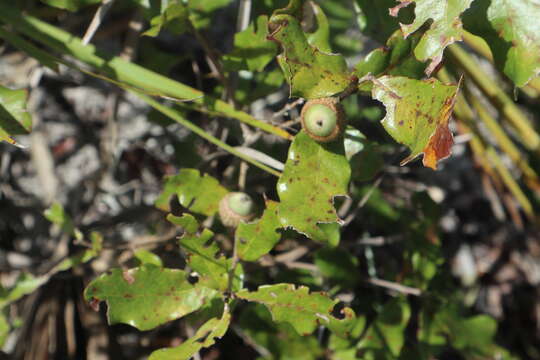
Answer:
[218,192,256,228]
[300,97,346,142]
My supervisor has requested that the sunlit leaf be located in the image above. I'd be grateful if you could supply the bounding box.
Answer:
[155,169,228,215]
[371,76,459,169]
[236,200,282,262]
[277,131,349,244]
[149,307,230,360]
[84,265,217,331]
[463,0,540,87]
[390,0,474,75]
[304,1,332,53]
[0,86,32,146]
[236,283,356,337]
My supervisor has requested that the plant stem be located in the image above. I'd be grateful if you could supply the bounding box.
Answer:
[446,44,540,152]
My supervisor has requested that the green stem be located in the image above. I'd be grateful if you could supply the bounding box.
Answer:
[0,3,293,141]
[446,44,540,152]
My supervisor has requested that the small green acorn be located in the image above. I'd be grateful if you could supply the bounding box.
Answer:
[219,192,256,227]
[301,97,346,143]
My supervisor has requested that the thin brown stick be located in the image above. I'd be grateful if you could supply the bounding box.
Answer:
[82,0,116,45]
[365,277,422,296]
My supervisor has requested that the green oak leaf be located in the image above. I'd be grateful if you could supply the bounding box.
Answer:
[236,283,356,337]
[372,76,459,170]
[149,307,230,360]
[84,265,217,331]
[268,10,353,98]
[390,0,474,75]
[168,214,231,291]
[0,86,32,146]
[304,1,332,53]
[40,0,100,11]
[358,298,411,357]
[463,0,540,87]
[155,168,228,215]
[277,130,350,244]
[223,15,278,72]
[355,31,427,87]
[236,200,281,261]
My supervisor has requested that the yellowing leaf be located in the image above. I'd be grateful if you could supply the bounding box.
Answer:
[372,76,459,169]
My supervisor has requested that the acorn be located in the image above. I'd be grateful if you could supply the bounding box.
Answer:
[218,192,256,228]
[300,97,346,143]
